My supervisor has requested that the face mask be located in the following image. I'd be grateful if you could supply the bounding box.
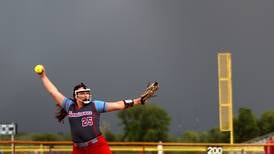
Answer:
[75,88,91,104]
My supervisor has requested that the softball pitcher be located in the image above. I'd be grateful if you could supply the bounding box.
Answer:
[34,64,159,154]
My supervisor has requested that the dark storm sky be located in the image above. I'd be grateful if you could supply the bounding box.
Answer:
[0,0,274,135]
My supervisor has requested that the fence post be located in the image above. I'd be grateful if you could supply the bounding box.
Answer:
[11,134,15,154]
[157,141,163,154]
[139,145,145,154]
[40,143,44,154]
[241,148,245,154]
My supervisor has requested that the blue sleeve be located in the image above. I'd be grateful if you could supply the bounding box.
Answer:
[61,97,73,112]
[93,100,107,113]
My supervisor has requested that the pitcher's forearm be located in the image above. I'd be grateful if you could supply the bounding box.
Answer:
[40,75,58,95]
[40,75,65,106]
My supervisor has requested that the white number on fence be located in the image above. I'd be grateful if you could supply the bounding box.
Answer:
[207,146,223,154]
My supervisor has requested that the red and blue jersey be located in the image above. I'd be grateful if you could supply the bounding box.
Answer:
[61,98,107,143]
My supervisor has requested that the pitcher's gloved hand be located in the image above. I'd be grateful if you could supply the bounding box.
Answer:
[140,81,159,104]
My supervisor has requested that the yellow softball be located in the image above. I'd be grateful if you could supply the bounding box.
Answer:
[34,64,44,74]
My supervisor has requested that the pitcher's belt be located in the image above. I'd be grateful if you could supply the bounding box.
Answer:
[73,137,99,148]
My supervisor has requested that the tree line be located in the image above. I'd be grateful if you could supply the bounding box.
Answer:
[1,104,274,143]
[180,107,274,143]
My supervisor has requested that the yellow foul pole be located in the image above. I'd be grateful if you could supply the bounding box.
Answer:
[217,52,234,144]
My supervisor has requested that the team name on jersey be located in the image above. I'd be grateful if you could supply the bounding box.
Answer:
[68,111,93,117]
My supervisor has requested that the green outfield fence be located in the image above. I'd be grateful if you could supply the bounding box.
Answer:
[0,140,273,154]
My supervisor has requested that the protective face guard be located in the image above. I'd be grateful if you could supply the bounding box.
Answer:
[75,88,91,104]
